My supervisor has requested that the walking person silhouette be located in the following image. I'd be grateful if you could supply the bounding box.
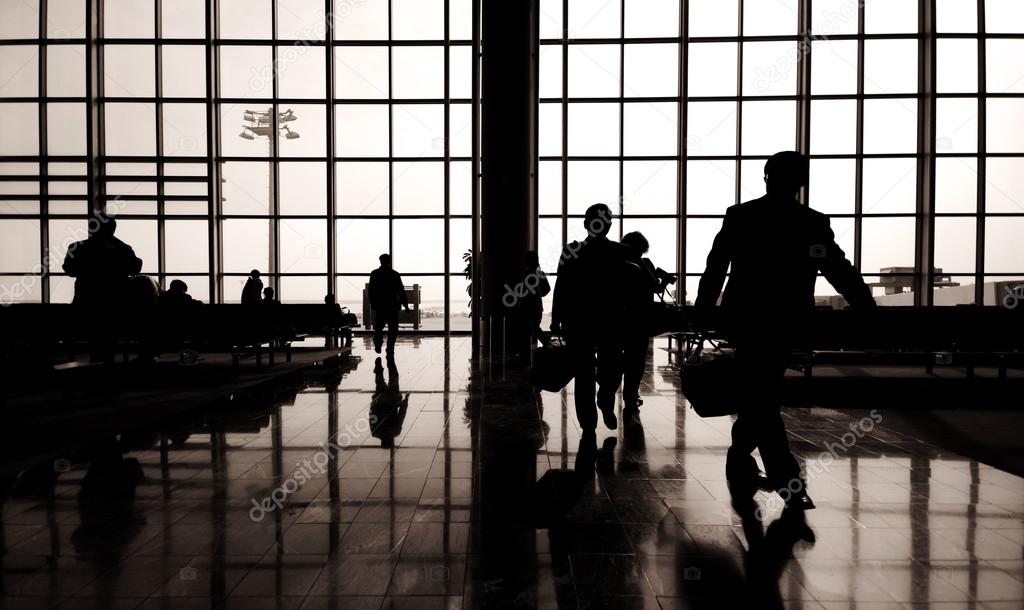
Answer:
[695,151,875,510]
[368,254,410,357]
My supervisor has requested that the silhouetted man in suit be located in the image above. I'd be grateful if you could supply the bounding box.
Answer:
[63,214,142,306]
[368,254,410,356]
[241,270,263,305]
[552,203,630,435]
[696,151,875,510]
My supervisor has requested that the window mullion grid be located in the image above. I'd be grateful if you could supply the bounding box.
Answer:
[734,0,744,207]
[270,2,281,295]
[207,0,222,302]
[155,0,166,290]
[915,0,937,306]
[326,0,337,301]
[796,0,812,204]
[560,0,568,251]
[444,0,451,334]
[39,0,50,302]
[676,0,687,285]
[975,0,987,304]
[388,0,394,264]
[617,2,625,239]
[853,0,866,271]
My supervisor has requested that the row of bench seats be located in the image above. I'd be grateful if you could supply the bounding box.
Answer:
[674,305,1024,377]
[0,304,358,368]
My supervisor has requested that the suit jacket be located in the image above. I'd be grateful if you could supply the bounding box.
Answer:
[368,267,409,313]
[695,196,874,336]
[552,236,631,335]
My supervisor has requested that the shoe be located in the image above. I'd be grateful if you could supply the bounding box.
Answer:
[786,491,816,512]
[599,407,617,430]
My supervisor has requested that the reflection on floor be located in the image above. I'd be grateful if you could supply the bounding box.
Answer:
[2,336,1023,609]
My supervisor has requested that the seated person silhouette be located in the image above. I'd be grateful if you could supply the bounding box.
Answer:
[368,254,410,356]
[62,213,143,307]
[551,203,631,436]
[158,280,200,307]
[261,286,280,305]
[241,269,263,305]
[695,151,875,512]
[369,358,409,448]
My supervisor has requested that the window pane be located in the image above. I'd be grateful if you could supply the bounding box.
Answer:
[986,40,1024,93]
[621,218,677,274]
[47,45,86,97]
[861,217,916,274]
[568,45,620,98]
[986,98,1024,153]
[392,0,444,39]
[810,100,857,155]
[743,42,799,97]
[220,46,273,99]
[568,103,619,156]
[863,158,917,214]
[104,45,155,98]
[623,44,678,98]
[623,102,677,156]
[0,0,39,39]
[686,218,725,274]
[279,276,327,303]
[624,0,678,38]
[539,161,562,215]
[166,221,209,273]
[393,219,445,272]
[935,157,977,214]
[934,217,976,274]
[743,0,798,36]
[338,162,390,215]
[687,102,737,157]
[688,43,737,97]
[689,0,737,37]
[0,219,40,272]
[865,0,918,34]
[741,101,796,156]
[937,0,978,33]
[105,103,155,156]
[393,161,444,215]
[450,161,472,215]
[162,46,207,97]
[220,0,271,39]
[163,104,207,157]
[277,46,326,99]
[864,40,918,95]
[809,159,856,215]
[278,104,326,157]
[334,0,388,40]
[986,0,1024,34]
[393,47,445,99]
[568,0,621,39]
[686,161,736,215]
[623,161,676,215]
[337,219,388,273]
[222,162,271,215]
[985,217,1024,273]
[936,98,978,154]
[48,104,87,156]
[278,0,327,40]
[0,46,38,97]
[811,40,858,95]
[162,0,205,38]
[937,39,978,94]
[336,105,389,157]
[986,157,1024,213]
[114,219,157,273]
[280,162,327,215]
[336,47,389,99]
[540,0,564,40]
[567,161,618,216]
[392,104,444,157]
[47,0,85,38]
[811,0,858,36]
[450,46,473,99]
[223,219,270,274]
[105,0,154,38]
[280,219,327,274]
[539,102,563,157]
[864,99,918,154]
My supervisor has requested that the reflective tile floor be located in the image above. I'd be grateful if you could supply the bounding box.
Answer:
[2,337,1023,609]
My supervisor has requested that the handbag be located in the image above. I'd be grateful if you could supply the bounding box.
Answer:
[680,336,748,417]
[530,337,574,392]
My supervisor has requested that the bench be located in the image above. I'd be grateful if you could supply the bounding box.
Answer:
[361,284,422,330]
[671,306,1024,378]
